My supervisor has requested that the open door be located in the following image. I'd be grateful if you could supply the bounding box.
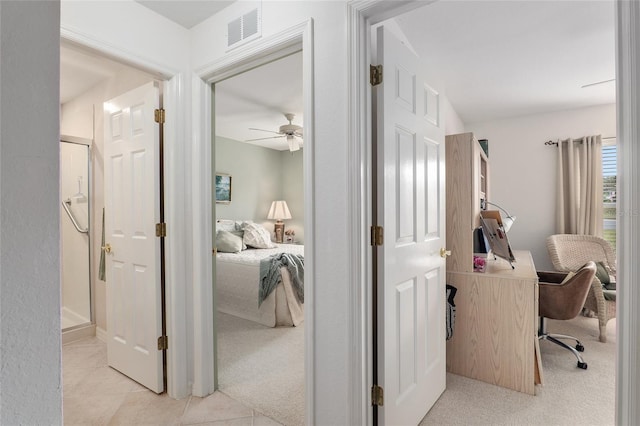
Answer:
[373,26,447,425]
[103,81,164,393]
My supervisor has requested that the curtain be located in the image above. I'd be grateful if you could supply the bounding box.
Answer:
[556,135,603,236]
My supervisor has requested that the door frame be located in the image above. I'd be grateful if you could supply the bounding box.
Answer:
[59,29,190,398]
[347,1,640,424]
[191,19,315,423]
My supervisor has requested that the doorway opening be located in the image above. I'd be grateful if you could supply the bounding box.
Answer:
[368,2,616,421]
[212,50,307,426]
[60,40,170,420]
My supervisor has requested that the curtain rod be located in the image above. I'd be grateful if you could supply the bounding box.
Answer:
[544,136,616,146]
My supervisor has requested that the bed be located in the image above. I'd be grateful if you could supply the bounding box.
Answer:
[216,243,304,327]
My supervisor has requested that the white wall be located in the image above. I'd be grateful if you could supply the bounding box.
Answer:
[61,67,156,332]
[193,3,351,423]
[0,1,62,424]
[467,103,616,270]
[444,96,466,135]
[61,1,195,399]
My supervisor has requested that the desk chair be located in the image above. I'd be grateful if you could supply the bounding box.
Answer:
[537,261,597,369]
[547,234,616,342]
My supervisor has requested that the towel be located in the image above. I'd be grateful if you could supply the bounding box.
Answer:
[259,253,304,306]
[99,208,106,282]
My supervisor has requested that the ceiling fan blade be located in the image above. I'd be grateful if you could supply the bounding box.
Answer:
[248,128,282,135]
[294,130,303,138]
[245,135,285,142]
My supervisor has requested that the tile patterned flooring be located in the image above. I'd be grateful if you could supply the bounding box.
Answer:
[63,337,283,425]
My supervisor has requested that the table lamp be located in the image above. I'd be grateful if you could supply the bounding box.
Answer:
[267,200,292,243]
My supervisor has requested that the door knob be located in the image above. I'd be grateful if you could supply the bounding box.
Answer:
[440,248,451,258]
[102,243,112,254]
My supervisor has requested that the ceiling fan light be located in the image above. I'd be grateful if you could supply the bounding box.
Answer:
[287,136,300,152]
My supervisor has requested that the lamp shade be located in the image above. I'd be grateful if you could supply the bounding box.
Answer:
[267,200,292,220]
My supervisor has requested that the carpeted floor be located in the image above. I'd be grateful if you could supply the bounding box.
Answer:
[421,315,616,425]
[216,312,615,426]
[216,312,305,426]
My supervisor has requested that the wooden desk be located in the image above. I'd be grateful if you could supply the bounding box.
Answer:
[446,250,543,394]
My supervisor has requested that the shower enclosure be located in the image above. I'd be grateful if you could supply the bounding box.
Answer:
[60,137,92,331]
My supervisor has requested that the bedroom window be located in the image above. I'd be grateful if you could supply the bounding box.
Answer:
[602,141,617,249]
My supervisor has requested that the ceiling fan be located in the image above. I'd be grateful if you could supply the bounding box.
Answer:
[246,113,303,152]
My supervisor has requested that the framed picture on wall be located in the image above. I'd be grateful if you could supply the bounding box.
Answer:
[215,173,232,204]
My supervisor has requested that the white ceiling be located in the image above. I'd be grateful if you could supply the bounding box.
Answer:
[135,1,234,28]
[395,1,615,124]
[214,52,303,151]
[60,1,615,149]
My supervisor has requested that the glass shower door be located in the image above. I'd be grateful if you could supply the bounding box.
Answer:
[60,138,91,330]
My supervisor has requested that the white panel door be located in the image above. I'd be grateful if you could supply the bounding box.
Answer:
[375,26,446,425]
[104,81,163,393]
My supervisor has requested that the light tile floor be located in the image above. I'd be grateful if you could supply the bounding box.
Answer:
[63,337,283,426]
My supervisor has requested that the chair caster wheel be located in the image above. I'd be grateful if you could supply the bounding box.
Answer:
[576,343,585,352]
[577,361,588,370]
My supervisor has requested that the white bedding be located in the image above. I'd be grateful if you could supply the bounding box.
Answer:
[216,243,304,327]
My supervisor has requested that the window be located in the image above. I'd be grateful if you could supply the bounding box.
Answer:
[602,141,616,249]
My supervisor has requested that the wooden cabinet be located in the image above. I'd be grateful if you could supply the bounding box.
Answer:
[446,251,543,395]
[445,132,543,394]
[445,132,489,273]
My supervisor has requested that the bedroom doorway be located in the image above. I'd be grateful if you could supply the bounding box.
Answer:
[212,50,307,425]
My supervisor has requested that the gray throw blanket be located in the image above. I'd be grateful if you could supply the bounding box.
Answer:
[259,253,304,306]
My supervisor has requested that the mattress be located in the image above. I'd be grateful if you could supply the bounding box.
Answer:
[216,243,304,327]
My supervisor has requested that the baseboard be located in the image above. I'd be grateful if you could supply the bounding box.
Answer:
[96,326,108,342]
[62,323,96,345]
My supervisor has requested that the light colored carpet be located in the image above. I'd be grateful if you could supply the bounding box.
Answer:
[421,315,616,425]
[216,312,305,426]
[217,312,614,426]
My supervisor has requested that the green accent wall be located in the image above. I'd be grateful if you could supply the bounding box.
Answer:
[215,136,304,243]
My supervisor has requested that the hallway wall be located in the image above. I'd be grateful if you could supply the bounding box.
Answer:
[0,2,62,423]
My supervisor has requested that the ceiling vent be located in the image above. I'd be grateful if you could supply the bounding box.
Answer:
[227,8,261,49]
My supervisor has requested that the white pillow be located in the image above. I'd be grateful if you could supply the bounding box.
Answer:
[243,222,276,249]
[216,230,244,253]
[216,219,236,233]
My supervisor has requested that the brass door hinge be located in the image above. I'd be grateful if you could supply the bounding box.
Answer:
[154,108,166,124]
[370,64,383,86]
[156,222,167,237]
[157,335,168,351]
[371,225,384,246]
[371,384,384,406]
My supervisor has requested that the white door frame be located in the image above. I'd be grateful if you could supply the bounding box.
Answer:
[347,1,640,425]
[59,28,190,399]
[191,19,315,423]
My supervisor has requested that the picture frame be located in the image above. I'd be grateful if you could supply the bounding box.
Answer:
[215,173,232,204]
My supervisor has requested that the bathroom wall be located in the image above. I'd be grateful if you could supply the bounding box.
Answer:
[60,65,155,334]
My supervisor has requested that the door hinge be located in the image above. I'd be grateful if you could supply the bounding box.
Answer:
[371,384,384,406]
[370,64,383,86]
[157,335,168,351]
[156,222,167,237]
[154,108,166,124]
[371,225,384,246]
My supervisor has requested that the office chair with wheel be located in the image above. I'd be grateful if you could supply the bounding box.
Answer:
[547,234,617,342]
[537,261,597,369]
